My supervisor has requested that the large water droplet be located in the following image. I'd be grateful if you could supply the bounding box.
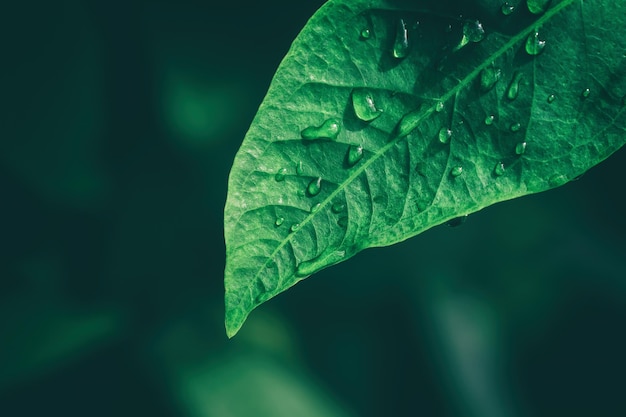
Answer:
[456,20,485,51]
[274,217,284,227]
[307,177,322,196]
[547,94,556,103]
[527,0,552,14]
[301,118,341,140]
[501,2,515,15]
[510,122,522,132]
[525,30,546,55]
[438,127,452,144]
[331,202,346,213]
[351,88,383,121]
[347,144,364,166]
[581,88,591,99]
[494,162,506,176]
[274,167,287,182]
[484,115,495,125]
[507,72,523,100]
[548,173,568,187]
[515,141,527,155]
[296,161,304,175]
[393,19,409,59]
[396,108,422,138]
[296,250,346,278]
[450,166,463,177]
[360,28,371,40]
[480,66,502,92]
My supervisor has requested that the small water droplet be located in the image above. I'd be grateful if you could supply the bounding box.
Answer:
[446,215,468,227]
[438,127,452,144]
[484,115,495,125]
[393,18,410,59]
[435,101,445,112]
[547,94,556,103]
[450,166,463,177]
[307,177,322,196]
[274,217,284,227]
[480,66,502,92]
[581,88,591,99]
[396,108,422,138]
[337,217,349,228]
[507,72,523,100]
[456,20,485,50]
[445,24,453,33]
[510,122,522,132]
[351,88,383,121]
[310,203,321,213]
[494,162,506,176]
[501,2,515,15]
[296,161,304,175]
[525,30,546,55]
[331,202,346,213]
[515,141,527,155]
[527,0,552,15]
[296,250,346,278]
[274,167,287,182]
[347,144,364,166]
[290,223,300,233]
[548,173,568,187]
[301,118,341,140]
[360,28,371,39]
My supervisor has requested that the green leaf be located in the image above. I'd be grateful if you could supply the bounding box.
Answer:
[224,0,626,337]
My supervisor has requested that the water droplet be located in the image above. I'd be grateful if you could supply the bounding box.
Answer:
[525,30,546,55]
[393,19,409,59]
[331,202,346,213]
[256,291,272,304]
[484,115,495,125]
[446,215,468,227]
[581,88,591,99]
[310,203,321,213]
[290,223,300,233]
[510,122,522,132]
[515,141,527,155]
[296,161,304,175]
[438,127,452,144]
[480,66,502,92]
[274,217,284,227]
[396,108,422,138]
[301,118,341,140]
[296,250,346,278]
[547,94,556,103]
[351,88,383,121]
[445,24,453,33]
[548,173,568,187]
[435,101,445,112]
[347,144,364,166]
[450,166,463,177]
[360,28,371,39]
[501,2,515,15]
[507,72,523,100]
[307,177,322,196]
[494,162,505,176]
[456,20,485,50]
[274,167,287,182]
[337,217,349,228]
[527,0,552,15]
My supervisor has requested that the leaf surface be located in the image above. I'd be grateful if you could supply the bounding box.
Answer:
[224,0,626,337]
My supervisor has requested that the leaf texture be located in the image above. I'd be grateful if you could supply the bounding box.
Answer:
[224,0,626,337]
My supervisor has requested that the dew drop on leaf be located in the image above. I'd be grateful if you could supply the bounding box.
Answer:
[549,173,568,187]
[581,88,591,99]
[480,66,502,92]
[296,250,346,278]
[307,177,322,196]
[494,162,506,176]
[450,166,463,177]
[351,88,383,121]
[310,203,321,213]
[393,18,409,59]
[301,118,341,140]
[396,108,422,138]
[290,223,301,233]
[347,144,364,166]
[501,2,515,15]
[515,141,527,155]
[331,202,346,213]
[274,167,287,182]
[507,72,523,100]
[525,30,546,55]
[547,94,556,103]
[296,161,304,175]
[484,115,495,125]
[438,127,452,144]
[527,0,552,15]
[360,28,371,40]
[435,101,445,112]
[510,122,522,132]
[274,217,284,227]
[456,20,485,50]
[337,216,349,228]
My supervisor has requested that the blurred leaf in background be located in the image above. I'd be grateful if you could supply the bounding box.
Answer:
[1,1,625,417]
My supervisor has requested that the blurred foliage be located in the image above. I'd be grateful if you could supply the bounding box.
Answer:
[1,1,625,416]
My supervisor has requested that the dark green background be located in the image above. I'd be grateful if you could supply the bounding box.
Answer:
[2,1,625,416]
